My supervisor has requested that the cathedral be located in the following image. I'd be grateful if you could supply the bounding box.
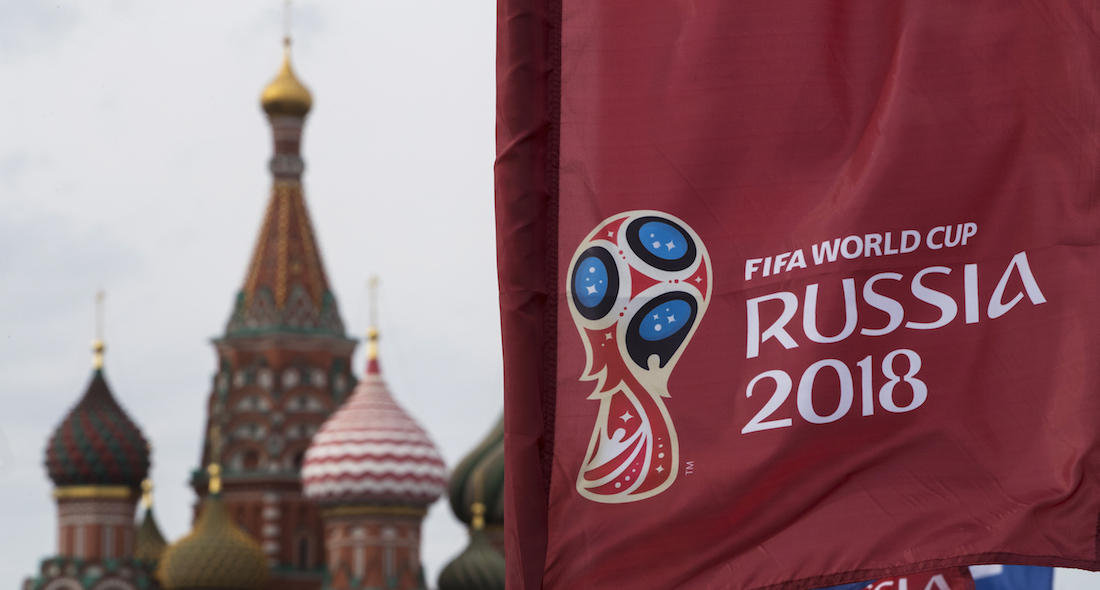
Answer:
[23,37,504,590]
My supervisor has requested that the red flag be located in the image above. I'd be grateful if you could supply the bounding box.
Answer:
[868,568,976,590]
[497,1,1100,589]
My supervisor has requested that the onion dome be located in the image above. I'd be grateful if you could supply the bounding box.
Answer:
[261,38,312,118]
[447,415,504,528]
[302,329,447,506]
[437,504,506,590]
[157,466,267,590]
[45,340,150,489]
[134,480,168,564]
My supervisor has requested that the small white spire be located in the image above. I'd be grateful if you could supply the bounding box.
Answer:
[92,290,106,369]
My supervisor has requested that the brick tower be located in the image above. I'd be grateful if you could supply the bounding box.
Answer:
[191,37,357,590]
[23,336,161,590]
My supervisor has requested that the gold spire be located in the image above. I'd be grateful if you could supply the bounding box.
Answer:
[92,291,105,369]
[208,424,223,495]
[367,276,380,361]
[142,479,154,510]
[92,340,105,370]
[367,328,379,361]
[208,464,222,495]
[471,502,486,531]
[471,467,486,530]
[261,37,312,118]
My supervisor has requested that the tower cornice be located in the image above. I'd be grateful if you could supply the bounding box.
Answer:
[52,485,134,500]
[213,333,357,356]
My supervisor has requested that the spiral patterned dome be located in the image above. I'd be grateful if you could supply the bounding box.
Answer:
[302,357,447,507]
[45,368,150,489]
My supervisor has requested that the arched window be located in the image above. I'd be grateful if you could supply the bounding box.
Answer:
[90,579,137,590]
[353,526,366,578]
[74,526,86,559]
[382,527,397,584]
[298,537,309,569]
[103,526,114,559]
[293,530,315,570]
[44,579,88,590]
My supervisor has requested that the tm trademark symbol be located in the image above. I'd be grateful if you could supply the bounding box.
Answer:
[685,460,695,474]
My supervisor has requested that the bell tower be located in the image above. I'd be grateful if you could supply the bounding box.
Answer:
[192,35,356,590]
[24,293,161,590]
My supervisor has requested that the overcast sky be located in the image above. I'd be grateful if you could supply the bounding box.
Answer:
[0,0,500,586]
[2,2,1100,590]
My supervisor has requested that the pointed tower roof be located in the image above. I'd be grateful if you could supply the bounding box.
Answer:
[223,40,346,339]
[302,328,448,507]
[45,340,150,490]
[135,480,168,564]
[224,181,344,336]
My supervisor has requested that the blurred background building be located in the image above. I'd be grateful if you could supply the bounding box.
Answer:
[20,39,503,590]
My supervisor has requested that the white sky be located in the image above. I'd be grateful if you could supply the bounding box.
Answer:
[2,2,1099,590]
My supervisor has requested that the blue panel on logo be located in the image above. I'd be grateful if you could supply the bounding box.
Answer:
[973,565,1053,590]
[815,583,868,590]
[575,256,610,308]
[639,299,692,341]
[639,221,688,261]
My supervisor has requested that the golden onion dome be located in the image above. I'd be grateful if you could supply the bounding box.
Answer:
[156,467,267,590]
[261,39,312,118]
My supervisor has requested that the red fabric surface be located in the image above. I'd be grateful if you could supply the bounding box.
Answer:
[496,0,555,585]
[869,567,976,590]
[498,0,1100,588]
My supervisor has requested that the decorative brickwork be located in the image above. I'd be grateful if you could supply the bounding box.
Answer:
[24,556,160,590]
[319,510,428,590]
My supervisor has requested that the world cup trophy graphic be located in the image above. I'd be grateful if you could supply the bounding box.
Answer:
[567,211,712,503]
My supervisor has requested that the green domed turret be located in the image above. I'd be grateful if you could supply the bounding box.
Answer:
[438,415,505,590]
[447,415,503,533]
[437,505,505,590]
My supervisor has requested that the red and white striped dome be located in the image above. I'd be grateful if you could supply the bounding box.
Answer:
[302,356,447,507]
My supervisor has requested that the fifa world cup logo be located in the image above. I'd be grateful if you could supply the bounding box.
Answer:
[567,211,712,503]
